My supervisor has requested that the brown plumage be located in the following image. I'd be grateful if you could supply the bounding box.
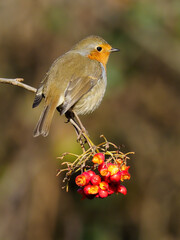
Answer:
[32,35,119,137]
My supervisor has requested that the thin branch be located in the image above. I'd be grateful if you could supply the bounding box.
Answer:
[0,78,36,93]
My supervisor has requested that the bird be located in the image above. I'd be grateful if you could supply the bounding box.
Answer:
[32,35,119,137]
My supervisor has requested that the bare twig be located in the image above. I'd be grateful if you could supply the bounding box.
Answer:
[0,78,36,93]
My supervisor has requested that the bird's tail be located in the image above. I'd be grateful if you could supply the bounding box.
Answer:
[33,103,56,137]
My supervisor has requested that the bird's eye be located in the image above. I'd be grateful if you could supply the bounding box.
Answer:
[96,46,102,52]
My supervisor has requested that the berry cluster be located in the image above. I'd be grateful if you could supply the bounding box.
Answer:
[75,153,130,199]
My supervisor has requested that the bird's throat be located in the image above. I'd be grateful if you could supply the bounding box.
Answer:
[88,51,110,68]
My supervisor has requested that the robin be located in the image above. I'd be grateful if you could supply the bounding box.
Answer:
[32,35,119,137]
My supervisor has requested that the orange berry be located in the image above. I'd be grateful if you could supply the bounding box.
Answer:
[98,163,109,176]
[107,163,119,176]
[116,159,124,166]
[99,181,109,191]
[75,174,87,186]
[121,165,130,171]
[89,185,99,195]
[92,153,105,165]
[82,172,91,183]
[120,171,131,181]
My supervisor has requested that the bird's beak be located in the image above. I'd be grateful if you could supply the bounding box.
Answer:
[110,48,120,52]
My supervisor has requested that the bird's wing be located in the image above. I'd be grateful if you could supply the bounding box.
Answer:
[59,75,98,115]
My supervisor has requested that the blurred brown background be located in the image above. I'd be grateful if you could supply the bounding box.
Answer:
[0,0,180,240]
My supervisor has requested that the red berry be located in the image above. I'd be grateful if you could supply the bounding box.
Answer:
[98,162,106,171]
[99,189,108,198]
[110,171,121,182]
[86,170,96,178]
[103,175,111,183]
[108,183,118,194]
[83,185,92,195]
[91,174,101,185]
[117,185,127,195]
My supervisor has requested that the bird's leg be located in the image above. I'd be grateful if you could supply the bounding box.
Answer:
[72,111,96,153]
[65,111,96,153]
[65,111,82,138]
[65,111,86,152]
[73,111,89,136]
[70,119,86,153]
[57,107,84,145]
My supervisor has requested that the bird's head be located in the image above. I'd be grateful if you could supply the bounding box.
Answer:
[72,35,119,67]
